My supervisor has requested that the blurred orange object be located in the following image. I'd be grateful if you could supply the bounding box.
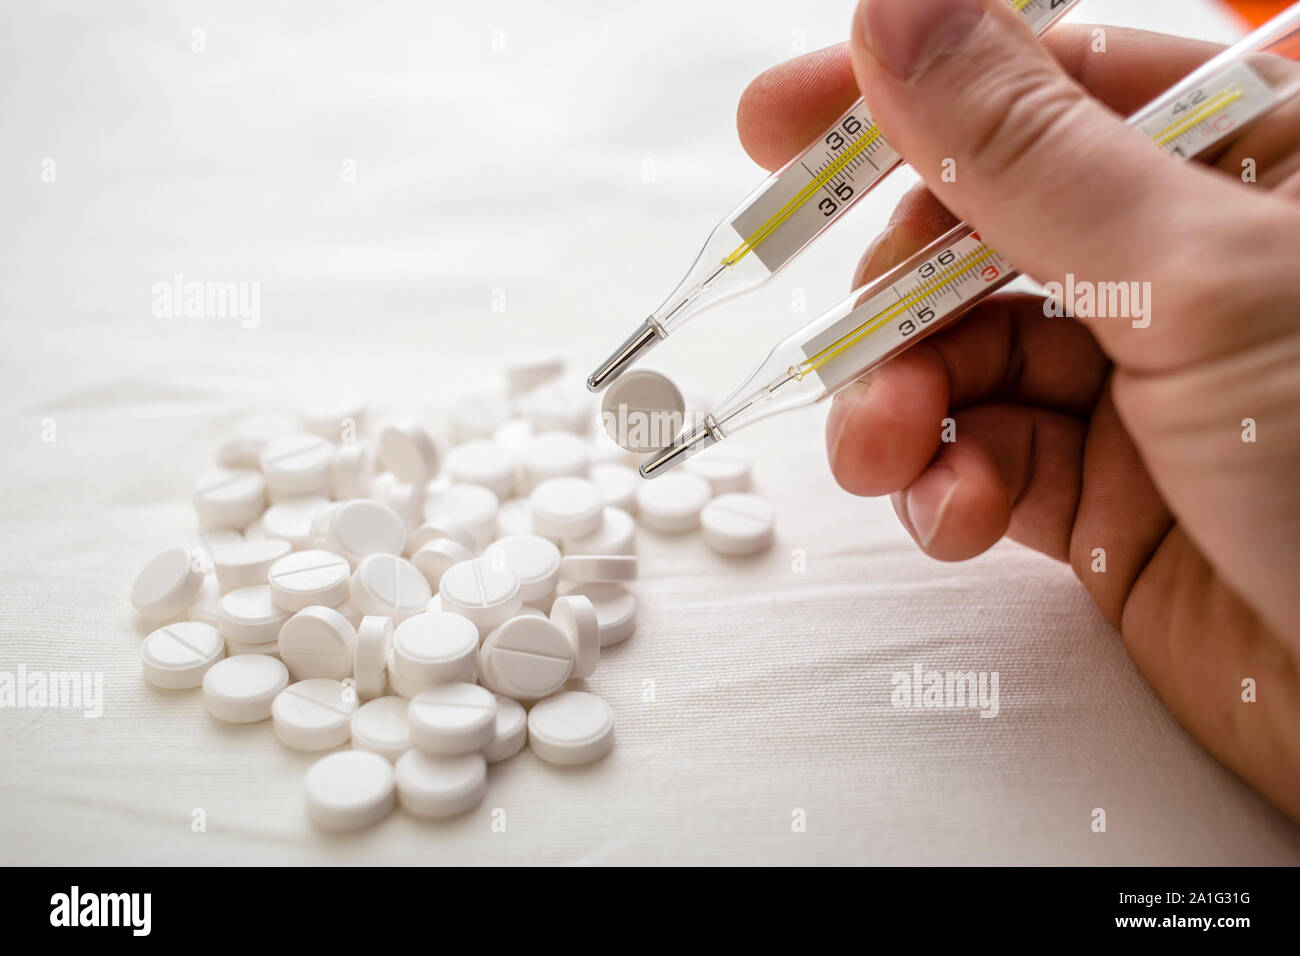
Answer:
[1226,0,1293,26]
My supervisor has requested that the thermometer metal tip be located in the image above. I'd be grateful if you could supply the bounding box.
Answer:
[638,420,719,479]
[586,318,665,392]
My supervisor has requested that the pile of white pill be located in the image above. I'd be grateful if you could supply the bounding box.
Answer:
[128,357,775,832]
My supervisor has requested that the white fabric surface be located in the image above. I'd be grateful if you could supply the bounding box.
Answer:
[3,0,1298,865]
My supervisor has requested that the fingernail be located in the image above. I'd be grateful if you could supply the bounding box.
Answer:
[905,465,958,549]
[856,0,985,81]
[825,379,871,471]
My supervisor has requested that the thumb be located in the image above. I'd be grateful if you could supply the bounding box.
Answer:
[848,0,1205,286]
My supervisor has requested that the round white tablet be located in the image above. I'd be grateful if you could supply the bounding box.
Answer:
[382,481,425,528]
[273,678,359,750]
[211,537,292,590]
[521,380,593,434]
[261,496,331,549]
[549,594,600,680]
[449,390,513,443]
[193,468,266,530]
[141,621,225,689]
[485,534,561,605]
[217,585,287,644]
[482,694,528,763]
[260,433,336,496]
[407,519,479,557]
[409,683,497,755]
[268,549,351,612]
[305,750,395,831]
[218,411,299,469]
[445,440,515,500]
[278,605,357,680]
[529,477,603,539]
[561,506,636,556]
[589,464,639,514]
[350,554,431,621]
[504,353,564,395]
[495,498,534,537]
[225,636,280,658]
[202,654,289,722]
[559,554,637,584]
[186,574,221,627]
[411,538,476,591]
[635,470,711,532]
[685,445,753,495]
[388,611,479,696]
[563,582,637,647]
[479,615,573,700]
[600,369,685,453]
[378,421,440,485]
[131,547,204,621]
[701,493,775,556]
[395,749,487,818]
[438,558,522,631]
[327,499,407,568]
[527,691,615,766]
[354,615,392,700]
[350,696,412,762]
[331,442,371,500]
[520,431,589,489]
[422,484,499,550]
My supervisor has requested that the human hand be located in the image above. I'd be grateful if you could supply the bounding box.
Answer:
[737,0,1300,819]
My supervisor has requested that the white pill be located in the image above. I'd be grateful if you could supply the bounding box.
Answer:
[701,493,775,555]
[395,749,487,818]
[350,696,412,762]
[331,442,371,500]
[261,496,330,549]
[407,519,479,557]
[438,558,522,631]
[521,379,593,434]
[588,426,642,468]
[327,499,406,568]
[141,621,225,689]
[520,431,589,489]
[186,573,222,627]
[242,518,269,540]
[485,534,561,605]
[560,554,637,584]
[305,750,395,832]
[527,691,614,766]
[211,537,292,590]
[530,477,603,540]
[224,637,279,658]
[549,594,599,681]
[388,611,479,696]
[278,605,357,680]
[600,369,685,453]
[492,417,534,456]
[482,694,528,763]
[273,678,359,750]
[590,464,639,514]
[564,582,637,647]
[302,395,366,442]
[350,553,431,622]
[449,390,513,443]
[217,584,287,644]
[445,440,515,500]
[423,484,498,550]
[354,615,392,700]
[411,538,476,591]
[217,411,299,469]
[309,502,342,549]
[261,433,336,496]
[131,547,204,621]
[504,353,564,394]
[685,445,753,495]
[561,506,636,556]
[384,480,426,528]
[495,498,534,537]
[635,470,711,532]
[479,615,573,700]
[409,683,497,755]
[193,468,267,530]
[378,421,440,484]
[203,654,289,723]
[268,549,351,612]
